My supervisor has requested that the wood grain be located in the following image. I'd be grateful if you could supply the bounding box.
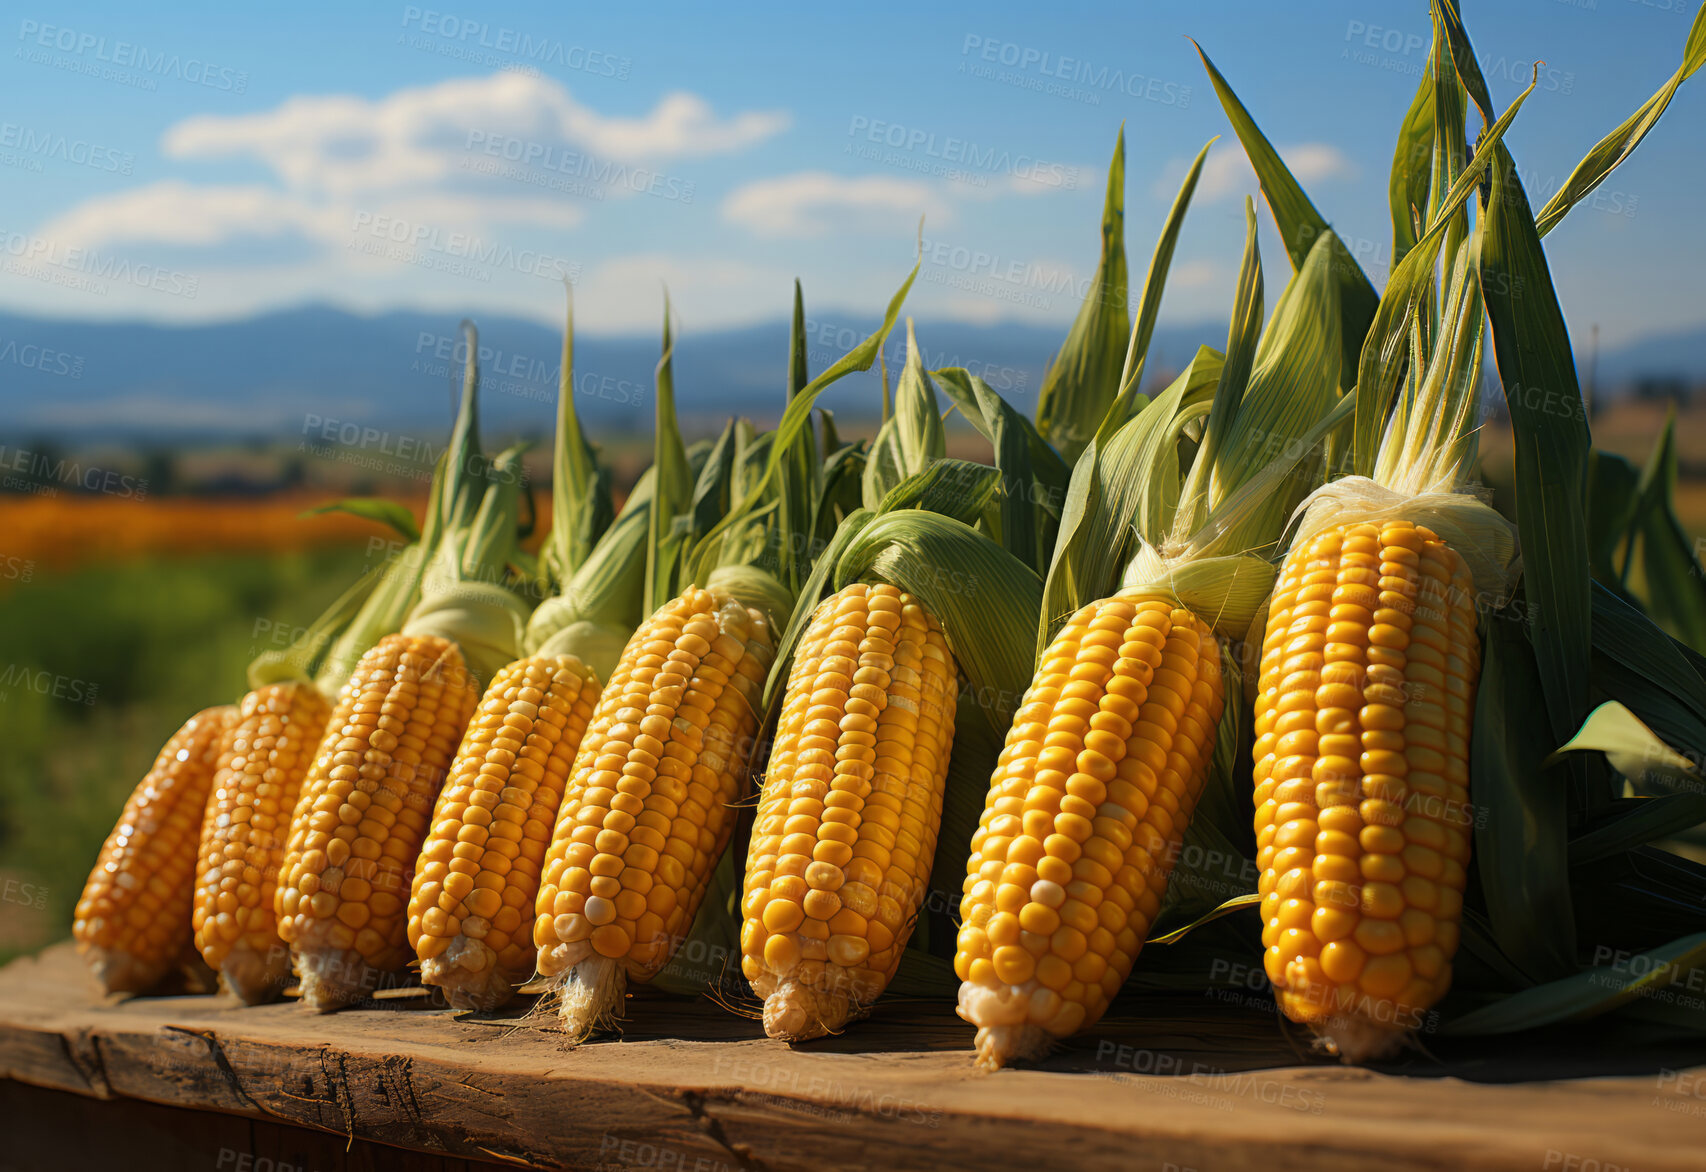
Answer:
[3,943,1705,1170]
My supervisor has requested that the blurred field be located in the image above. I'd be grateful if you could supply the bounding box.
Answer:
[3,492,426,574]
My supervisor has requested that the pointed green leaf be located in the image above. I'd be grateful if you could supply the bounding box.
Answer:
[1390,62,1436,267]
[687,261,917,583]
[646,298,693,613]
[1034,128,1129,464]
[300,498,420,543]
[1536,5,1706,236]
[1445,932,1706,1036]
[1192,40,1377,387]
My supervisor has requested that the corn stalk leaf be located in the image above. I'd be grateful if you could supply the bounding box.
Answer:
[1039,346,1224,653]
[774,281,818,597]
[1390,62,1436,268]
[1177,197,1263,538]
[299,498,420,543]
[1480,148,1592,747]
[1034,128,1129,464]
[1349,62,1535,475]
[646,300,692,613]
[863,320,946,505]
[934,366,1068,575]
[1473,616,1577,983]
[874,459,999,524]
[1111,137,1213,421]
[1625,412,1706,651]
[1194,230,1343,554]
[687,262,917,583]
[1445,932,1706,1036]
[1590,583,1706,759]
[542,284,612,589]
[1587,448,1640,586]
[1535,4,1706,237]
[1192,40,1377,389]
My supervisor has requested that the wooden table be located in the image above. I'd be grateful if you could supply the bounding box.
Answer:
[3,942,1704,1170]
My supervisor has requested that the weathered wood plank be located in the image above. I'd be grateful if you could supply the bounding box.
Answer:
[3,943,1705,1170]
[0,1080,513,1172]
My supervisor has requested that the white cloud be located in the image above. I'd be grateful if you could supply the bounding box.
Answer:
[37,182,585,261]
[722,172,952,239]
[40,182,345,249]
[1154,142,1354,203]
[164,72,789,197]
[31,71,783,280]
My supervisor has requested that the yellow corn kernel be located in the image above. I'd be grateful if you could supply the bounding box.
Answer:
[408,654,598,1009]
[1252,520,1478,1061]
[192,682,331,1003]
[740,583,956,1039]
[74,705,238,994]
[956,597,1223,1068]
[275,634,479,1011]
[534,587,774,1042]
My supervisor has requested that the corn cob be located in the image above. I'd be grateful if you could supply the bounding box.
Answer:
[74,705,238,993]
[276,633,480,1010]
[1252,518,1476,1060]
[740,583,956,1039]
[955,597,1223,1068]
[192,683,331,1003]
[534,586,774,1041]
[409,654,599,1009]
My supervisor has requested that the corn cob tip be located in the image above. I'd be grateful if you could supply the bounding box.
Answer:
[77,945,161,996]
[547,957,626,1046]
[758,978,858,1043]
[294,948,378,1013]
[219,943,293,1006]
[971,1024,1052,1072]
[419,939,515,1013]
[1311,1015,1406,1064]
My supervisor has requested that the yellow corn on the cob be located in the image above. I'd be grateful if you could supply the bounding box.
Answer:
[409,654,599,1009]
[740,583,956,1039]
[955,597,1223,1068]
[192,682,331,1003]
[1252,518,1476,1060]
[534,586,774,1040]
[276,633,480,1010]
[74,705,239,993]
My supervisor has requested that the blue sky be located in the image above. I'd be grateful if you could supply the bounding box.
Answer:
[1,0,1701,347]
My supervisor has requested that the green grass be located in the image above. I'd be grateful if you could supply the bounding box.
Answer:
[0,548,369,963]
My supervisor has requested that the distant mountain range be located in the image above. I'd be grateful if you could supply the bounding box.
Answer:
[0,305,1700,441]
